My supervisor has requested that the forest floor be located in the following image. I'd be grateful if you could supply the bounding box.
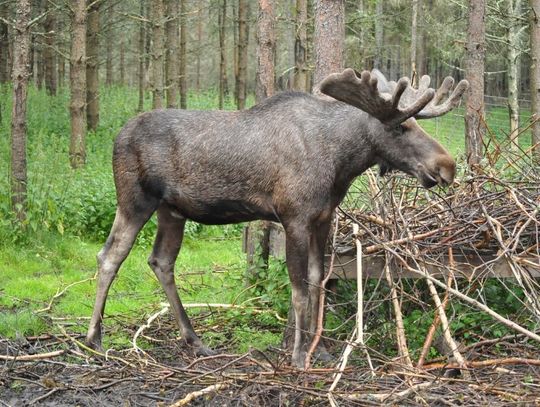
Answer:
[2,313,540,406]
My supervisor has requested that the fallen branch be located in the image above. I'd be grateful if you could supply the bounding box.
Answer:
[423,357,540,370]
[0,349,65,361]
[168,381,233,406]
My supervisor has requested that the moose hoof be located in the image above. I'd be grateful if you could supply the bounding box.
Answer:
[85,337,104,353]
[192,343,217,357]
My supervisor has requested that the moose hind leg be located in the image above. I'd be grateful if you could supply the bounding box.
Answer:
[284,221,310,368]
[148,206,214,356]
[307,219,334,362]
[86,205,155,350]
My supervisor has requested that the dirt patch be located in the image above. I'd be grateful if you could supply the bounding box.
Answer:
[2,320,540,406]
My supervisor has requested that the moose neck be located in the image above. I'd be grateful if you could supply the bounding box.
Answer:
[324,105,381,191]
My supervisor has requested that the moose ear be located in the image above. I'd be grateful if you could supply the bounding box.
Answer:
[371,69,392,94]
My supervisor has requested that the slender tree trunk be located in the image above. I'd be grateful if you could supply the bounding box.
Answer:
[293,0,308,91]
[411,0,418,83]
[151,0,165,109]
[233,0,239,104]
[256,0,276,101]
[374,0,383,70]
[464,0,486,167]
[0,2,9,84]
[196,0,202,92]
[119,40,125,86]
[138,0,146,112]
[69,0,87,169]
[86,0,100,131]
[105,35,113,86]
[313,0,344,86]
[57,16,65,88]
[507,0,523,148]
[416,0,426,78]
[531,0,540,158]
[11,0,31,222]
[165,0,178,108]
[218,0,228,109]
[179,0,187,109]
[237,0,248,109]
[43,2,56,96]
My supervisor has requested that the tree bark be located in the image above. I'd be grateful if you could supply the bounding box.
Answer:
[86,0,99,130]
[151,0,165,109]
[411,0,418,83]
[119,40,125,86]
[374,0,383,70]
[69,0,87,169]
[507,0,523,148]
[11,0,31,222]
[0,2,9,84]
[293,0,308,91]
[179,0,187,109]
[236,0,249,109]
[531,0,540,159]
[165,0,178,108]
[138,0,146,112]
[105,33,113,85]
[43,2,56,96]
[218,0,228,109]
[464,0,486,167]
[313,0,344,86]
[256,0,276,102]
[196,0,202,92]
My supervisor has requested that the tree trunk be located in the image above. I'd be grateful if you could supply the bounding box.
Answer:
[119,40,125,86]
[411,0,418,83]
[43,2,56,96]
[57,15,65,88]
[138,0,146,112]
[293,0,308,91]
[86,0,99,131]
[105,34,113,86]
[165,0,178,108]
[236,0,249,109]
[464,0,486,167]
[256,0,276,102]
[179,0,187,109]
[374,0,383,70]
[196,0,202,92]
[69,0,87,169]
[218,0,228,109]
[416,0,426,78]
[151,0,165,109]
[507,0,523,148]
[531,0,540,159]
[11,0,31,222]
[313,0,344,86]
[0,2,9,84]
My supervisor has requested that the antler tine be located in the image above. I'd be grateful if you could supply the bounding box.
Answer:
[415,78,469,119]
[319,68,435,126]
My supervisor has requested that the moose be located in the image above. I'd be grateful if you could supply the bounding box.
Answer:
[85,69,468,368]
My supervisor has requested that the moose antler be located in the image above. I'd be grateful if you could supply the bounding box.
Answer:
[319,69,469,126]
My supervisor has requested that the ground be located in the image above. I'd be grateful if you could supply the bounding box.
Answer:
[2,314,540,406]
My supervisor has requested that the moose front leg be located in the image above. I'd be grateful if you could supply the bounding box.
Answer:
[284,221,310,368]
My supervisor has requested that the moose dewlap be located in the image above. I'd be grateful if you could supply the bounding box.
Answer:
[85,68,468,368]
